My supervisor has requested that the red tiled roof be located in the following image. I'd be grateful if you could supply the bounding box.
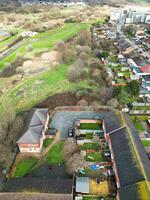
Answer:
[140,65,150,73]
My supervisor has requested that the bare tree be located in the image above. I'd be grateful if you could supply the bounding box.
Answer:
[98,87,113,103]
[65,153,84,175]
[63,141,78,159]
[107,98,119,108]
[76,30,91,46]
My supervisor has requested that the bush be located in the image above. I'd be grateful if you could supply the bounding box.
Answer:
[67,66,87,82]
[75,30,91,46]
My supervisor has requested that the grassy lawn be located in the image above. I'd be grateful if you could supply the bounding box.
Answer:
[80,143,101,151]
[13,157,38,177]
[141,140,150,147]
[0,23,89,70]
[131,116,145,133]
[80,168,104,178]
[1,64,90,112]
[85,152,103,162]
[43,138,54,148]
[80,123,101,130]
[46,141,65,164]
[85,132,93,139]
[83,196,115,200]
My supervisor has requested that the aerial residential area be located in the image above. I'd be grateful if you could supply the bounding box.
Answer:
[0,0,150,200]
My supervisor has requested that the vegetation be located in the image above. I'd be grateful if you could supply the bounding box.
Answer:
[43,138,54,148]
[80,123,101,130]
[13,157,38,177]
[85,132,93,139]
[46,141,65,164]
[131,116,145,133]
[85,152,103,162]
[79,143,101,151]
[141,140,150,147]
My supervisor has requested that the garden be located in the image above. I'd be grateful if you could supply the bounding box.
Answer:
[85,152,103,162]
[79,143,101,151]
[80,123,101,130]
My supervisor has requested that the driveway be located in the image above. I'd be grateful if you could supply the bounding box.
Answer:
[50,111,120,139]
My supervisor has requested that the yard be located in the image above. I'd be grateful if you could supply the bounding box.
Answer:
[80,123,101,130]
[46,141,65,164]
[83,196,115,200]
[141,140,150,147]
[85,152,103,162]
[79,143,101,151]
[43,138,54,148]
[131,116,145,133]
[13,157,38,178]
[80,167,105,178]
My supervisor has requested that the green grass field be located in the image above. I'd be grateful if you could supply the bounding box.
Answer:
[46,141,65,164]
[3,64,90,112]
[141,140,150,147]
[43,138,54,148]
[0,23,89,70]
[79,143,101,151]
[85,152,103,162]
[13,157,38,177]
[80,123,101,130]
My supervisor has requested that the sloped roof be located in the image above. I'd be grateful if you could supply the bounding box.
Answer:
[140,65,150,73]
[17,108,48,144]
[28,108,48,127]
[119,181,150,200]
[110,128,144,186]
[76,177,89,194]
[17,125,43,144]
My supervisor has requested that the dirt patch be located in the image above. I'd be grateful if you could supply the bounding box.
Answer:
[36,91,95,110]
[36,92,78,110]
[41,51,61,66]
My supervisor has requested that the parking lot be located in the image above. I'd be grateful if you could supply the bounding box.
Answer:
[50,111,120,139]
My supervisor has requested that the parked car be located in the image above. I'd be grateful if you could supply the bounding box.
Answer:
[68,128,74,137]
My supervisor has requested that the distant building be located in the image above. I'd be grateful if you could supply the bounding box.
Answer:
[110,8,150,25]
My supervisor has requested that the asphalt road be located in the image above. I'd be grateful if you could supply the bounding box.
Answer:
[50,111,120,139]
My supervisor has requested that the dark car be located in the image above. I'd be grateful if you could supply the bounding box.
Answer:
[68,128,74,137]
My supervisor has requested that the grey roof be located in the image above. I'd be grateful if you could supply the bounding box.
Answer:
[17,108,48,144]
[76,177,89,194]
[17,125,43,144]
[29,108,48,127]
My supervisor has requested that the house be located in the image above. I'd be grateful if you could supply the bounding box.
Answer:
[17,108,49,153]
[132,65,150,77]
[142,75,150,91]
[103,113,150,200]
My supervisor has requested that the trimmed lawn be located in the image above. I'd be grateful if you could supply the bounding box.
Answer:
[141,140,150,147]
[80,123,101,130]
[46,141,65,164]
[85,132,93,139]
[80,143,101,151]
[43,138,54,148]
[13,157,38,177]
[85,152,103,162]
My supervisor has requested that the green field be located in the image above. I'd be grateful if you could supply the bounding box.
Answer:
[0,23,89,70]
[80,123,101,130]
[46,141,65,164]
[141,140,150,147]
[2,64,89,112]
[79,143,101,151]
[85,152,103,162]
[13,157,38,177]
[43,138,54,148]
